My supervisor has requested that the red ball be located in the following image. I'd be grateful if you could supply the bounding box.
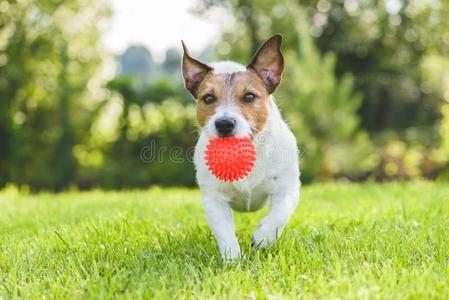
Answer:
[204,137,256,182]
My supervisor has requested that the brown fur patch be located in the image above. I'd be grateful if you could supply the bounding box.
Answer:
[195,71,270,134]
[195,73,228,127]
[232,71,270,134]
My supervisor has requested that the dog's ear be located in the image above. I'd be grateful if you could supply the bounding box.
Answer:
[247,34,284,94]
[181,41,212,97]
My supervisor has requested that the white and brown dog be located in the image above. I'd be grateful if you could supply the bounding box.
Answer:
[181,34,300,260]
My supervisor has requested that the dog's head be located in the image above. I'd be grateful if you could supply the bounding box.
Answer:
[181,35,284,138]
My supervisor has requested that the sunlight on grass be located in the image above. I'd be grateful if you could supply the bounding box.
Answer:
[1,183,448,298]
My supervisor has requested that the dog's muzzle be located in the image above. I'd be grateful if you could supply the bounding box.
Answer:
[215,117,236,137]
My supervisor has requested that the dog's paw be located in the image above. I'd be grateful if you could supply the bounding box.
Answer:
[222,253,246,264]
[251,222,283,250]
[220,246,243,261]
[221,252,246,264]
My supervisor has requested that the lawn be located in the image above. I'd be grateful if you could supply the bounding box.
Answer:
[0,182,448,299]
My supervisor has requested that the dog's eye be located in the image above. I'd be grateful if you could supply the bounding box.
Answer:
[202,94,216,104]
[243,92,256,103]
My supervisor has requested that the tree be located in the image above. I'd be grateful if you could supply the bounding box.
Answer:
[194,0,449,132]
[162,48,182,77]
[193,1,373,181]
[0,0,111,190]
[279,17,374,181]
[118,45,155,85]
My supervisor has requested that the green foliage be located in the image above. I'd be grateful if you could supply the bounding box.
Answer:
[305,0,449,132]
[197,0,449,132]
[434,104,449,179]
[85,76,197,189]
[0,0,112,190]
[1,183,449,298]
[421,54,449,178]
[141,78,180,104]
[194,0,449,183]
[2,0,449,190]
[278,18,374,182]
[97,98,197,189]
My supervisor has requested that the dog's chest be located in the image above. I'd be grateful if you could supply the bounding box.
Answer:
[219,163,278,212]
[222,181,273,212]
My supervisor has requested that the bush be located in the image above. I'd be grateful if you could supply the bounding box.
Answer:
[278,19,375,182]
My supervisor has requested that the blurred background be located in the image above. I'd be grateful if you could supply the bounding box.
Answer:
[1,0,449,191]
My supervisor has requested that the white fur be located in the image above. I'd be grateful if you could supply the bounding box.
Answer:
[211,61,246,74]
[193,61,300,260]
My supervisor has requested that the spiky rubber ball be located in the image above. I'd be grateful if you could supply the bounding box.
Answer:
[204,137,256,182]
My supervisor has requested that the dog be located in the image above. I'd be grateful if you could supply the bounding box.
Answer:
[181,34,300,260]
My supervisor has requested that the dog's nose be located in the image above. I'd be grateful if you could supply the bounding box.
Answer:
[215,117,236,137]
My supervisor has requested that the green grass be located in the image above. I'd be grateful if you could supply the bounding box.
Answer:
[1,182,449,299]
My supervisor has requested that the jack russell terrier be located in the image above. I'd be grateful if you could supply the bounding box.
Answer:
[181,34,300,260]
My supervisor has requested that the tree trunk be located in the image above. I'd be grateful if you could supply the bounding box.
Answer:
[55,43,74,191]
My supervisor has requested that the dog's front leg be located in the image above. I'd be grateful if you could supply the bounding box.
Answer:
[252,187,300,249]
[201,190,241,260]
